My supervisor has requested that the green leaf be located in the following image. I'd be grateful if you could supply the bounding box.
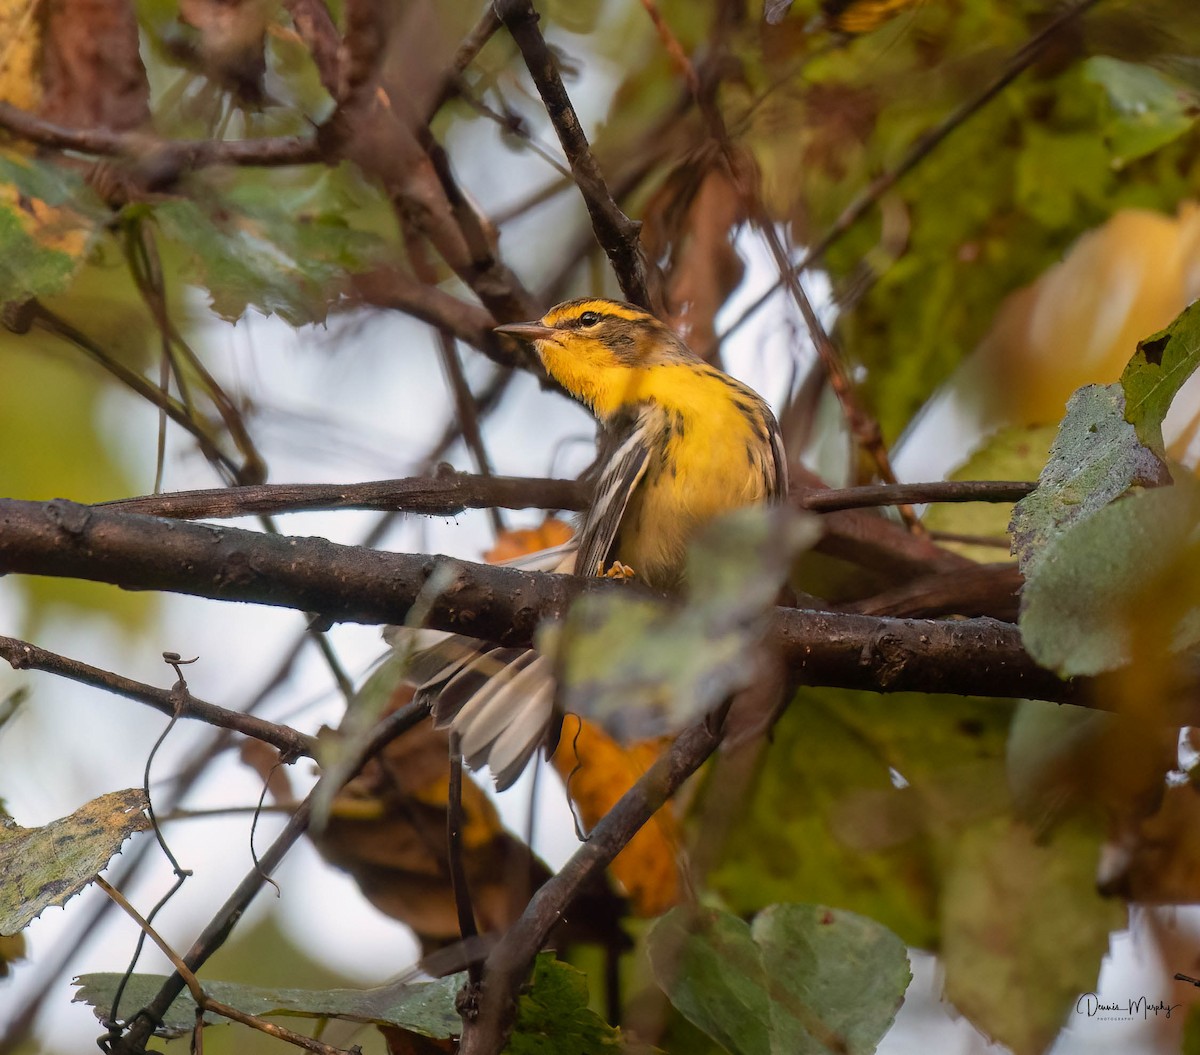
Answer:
[1019,480,1200,676]
[648,903,910,1055]
[73,970,462,1039]
[505,954,622,1054]
[1014,127,1112,228]
[1120,298,1200,456]
[0,205,79,304]
[148,174,385,326]
[0,789,149,934]
[941,817,1123,1055]
[922,424,1055,563]
[0,150,107,307]
[1084,56,1199,164]
[649,908,770,1055]
[1008,384,1169,577]
[708,689,1014,949]
[540,507,820,740]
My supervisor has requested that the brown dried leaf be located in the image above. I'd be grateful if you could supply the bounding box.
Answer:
[39,0,149,131]
[312,687,547,948]
[642,146,756,355]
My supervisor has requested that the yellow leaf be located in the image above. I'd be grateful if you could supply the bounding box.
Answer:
[554,718,681,917]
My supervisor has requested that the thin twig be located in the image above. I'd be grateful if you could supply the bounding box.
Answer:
[109,697,432,1055]
[100,879,353,1055]
[198,997,354,1055]
[797,479,1034,512]
[282,0,341,94]
[427,5,504,117]
[437,332,506,535]
[0,101,321,172]
[447,734,483,988]
[423,369,517,468]
[95,878,204,1003]
[494,0,652,307]
[28,303,242,481]
[94,472,1032,522]
[348,268,523,367]
[756,220,908,499]
[0,636,319,758]
[716,0,1106,345]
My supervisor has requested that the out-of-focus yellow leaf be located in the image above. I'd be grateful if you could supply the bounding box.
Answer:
[553,718,680,917]
[483,517,574,564]
[969,205,1200,431]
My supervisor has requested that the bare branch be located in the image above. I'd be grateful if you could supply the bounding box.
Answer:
[494,0,652,307]
[98,471,586,521]
[0,101,322,173]
[96,472,1031,523]
[0,636,318,758]
[799,479,1034,512]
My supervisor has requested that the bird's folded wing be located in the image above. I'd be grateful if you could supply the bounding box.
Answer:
[573,409,653,580]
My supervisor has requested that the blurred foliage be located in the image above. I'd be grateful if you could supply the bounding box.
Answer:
[708,687,1014,947]
[648,902,910,1055]
[726,0,1200,440]
[542,507,818,741]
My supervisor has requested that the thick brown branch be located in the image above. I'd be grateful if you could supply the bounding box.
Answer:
[494,0,651,308]
[0,636,318,758]
[0,497,1083,706]
[98,471,587,520]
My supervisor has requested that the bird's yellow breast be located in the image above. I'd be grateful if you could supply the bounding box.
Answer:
[608,364,777,588]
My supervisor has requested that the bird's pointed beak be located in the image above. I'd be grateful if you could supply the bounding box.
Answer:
[494,321,557,342]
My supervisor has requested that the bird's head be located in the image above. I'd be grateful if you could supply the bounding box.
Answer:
[495,298,695,419]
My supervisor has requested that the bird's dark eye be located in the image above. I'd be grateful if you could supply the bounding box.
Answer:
[578,311,601,327]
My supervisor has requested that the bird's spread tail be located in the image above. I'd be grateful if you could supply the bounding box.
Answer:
[401,632,560,790]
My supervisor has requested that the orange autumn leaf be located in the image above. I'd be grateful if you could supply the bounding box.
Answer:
[553,718,681,917]
[484,517,575,564]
